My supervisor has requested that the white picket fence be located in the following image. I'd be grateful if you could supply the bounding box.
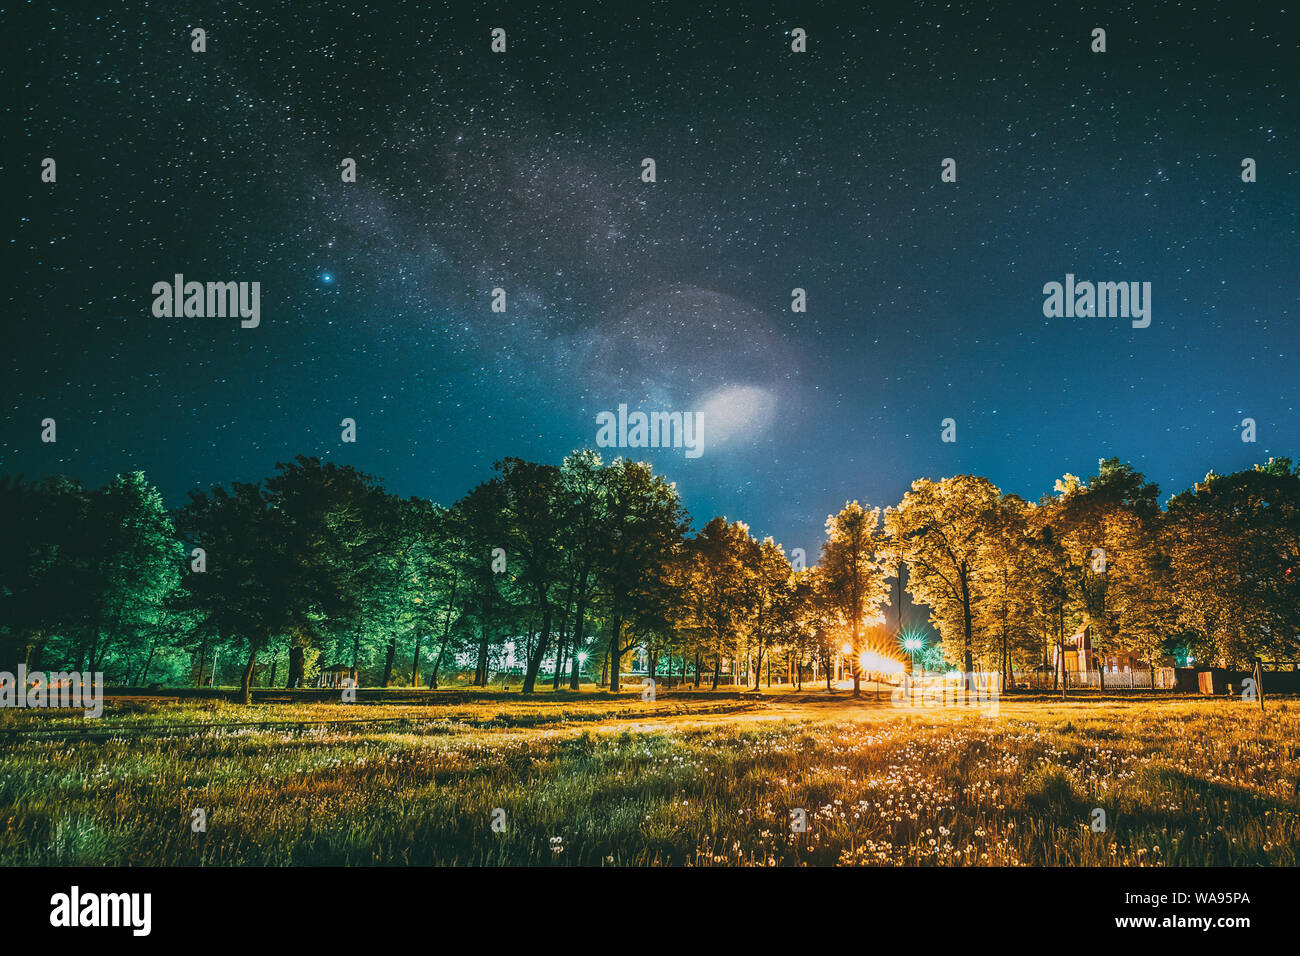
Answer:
[1009,668,1176,691]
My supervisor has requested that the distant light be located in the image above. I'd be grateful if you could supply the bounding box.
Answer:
[322,272,335,284]
[859,649,904,674]
[578,653,587,663]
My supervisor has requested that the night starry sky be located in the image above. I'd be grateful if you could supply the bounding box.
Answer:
[4,0,1297,555]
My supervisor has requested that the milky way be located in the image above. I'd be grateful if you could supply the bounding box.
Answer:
[4,0,1297,557]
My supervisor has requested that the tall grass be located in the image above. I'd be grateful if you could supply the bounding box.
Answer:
[1,697,1295,865]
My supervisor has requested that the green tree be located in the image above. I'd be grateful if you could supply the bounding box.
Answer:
[819,501,890,696]
[79,472,183,677]
[971,494,1041,684]
[557,450,610,690]
[0,476,91,672]
[597,459,691,692]
[1165,457,1300,665]
[886,476,1002,676]
[264,456,392,689]
[1050,459,1162,689]
[496,458,566,694]
[177,481,287,703]
[746,537,794,690]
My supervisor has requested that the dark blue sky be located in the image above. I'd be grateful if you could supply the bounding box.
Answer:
[5,0,1297,558]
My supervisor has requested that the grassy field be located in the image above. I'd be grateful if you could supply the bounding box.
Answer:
[1,689,1297,866]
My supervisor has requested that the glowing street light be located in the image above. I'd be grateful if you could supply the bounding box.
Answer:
[900,634,925,702]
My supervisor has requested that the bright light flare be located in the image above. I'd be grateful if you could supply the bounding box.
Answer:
[858,649,905,674]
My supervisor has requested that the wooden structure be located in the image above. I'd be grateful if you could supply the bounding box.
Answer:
[1057,623,1168,675]
[318,665,354,689]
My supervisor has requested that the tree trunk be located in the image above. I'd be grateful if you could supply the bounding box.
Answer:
[428,637,449,690]
[1000,626,1009,689]
[522,606,553,694]
[78,613,100,674]
[607,615,623,692]
[568,632,583,689]
[92,634,113,672]
[138,635,158,685]
[381,638,396,688]
[552,629,566,691]
[568,587,589,690]
[567,629,583,689]
[411,630,422,687]
[961,579,974,675]
[286,644,305,689]
[475,623,491,687]
[239,637,260,705]
[1058,606,1067,698]
[192,636,209,688]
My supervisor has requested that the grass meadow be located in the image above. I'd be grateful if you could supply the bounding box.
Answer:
[1,691,1297,866]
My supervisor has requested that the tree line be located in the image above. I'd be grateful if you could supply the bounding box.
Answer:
[1,452,1297,702]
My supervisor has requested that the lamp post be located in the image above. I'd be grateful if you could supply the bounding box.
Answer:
[903,636,922,703]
